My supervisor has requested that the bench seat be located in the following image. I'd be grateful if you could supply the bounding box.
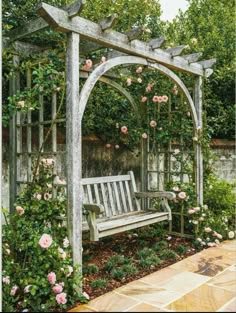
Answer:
[82,171,175,241]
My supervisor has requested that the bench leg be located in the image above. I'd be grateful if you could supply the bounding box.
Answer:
[87,211,99,241]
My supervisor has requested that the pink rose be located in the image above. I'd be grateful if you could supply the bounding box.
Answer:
[186,111,191,117]
[17,100,25,108]
[115,144,120,149]
[178,192,186,199]
[48,272,56,284]
[150,120,157,127]
[174,149,180,155]
[59,282,65,287]
[63,237,70,248]
[159,127,163,131]
[16,205,24,216]
[162,95,168,102]
[188,209,195,214]
[66,266,73,277]
[193,207,200,212]
[141,96,147,103]
[146,86,151,92]
[115,122,119,128]
[39,234,53,249]
[44,193,52,201]
[53,284,63,294]
[105,143,111,148]
[121,126,128,134]
[24,285,32,293]
[142,133,148,139]
[35,192,42,200]
[136,67,142,74]
[126,78,132,86]
[173,186,180,192]
[204,227,212,233]
[3,276,10,284]
[137,77,142,83]
[101,56,106,63]
[56,292,67,305]
[217,234,222,239]
[152,95,159,102]
[86,59,93,68]
[10,285,18,296]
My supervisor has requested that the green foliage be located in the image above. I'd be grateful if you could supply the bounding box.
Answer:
[159,249,178,260]
[111,268,125,281]
[83,264,99,275]
[166,0,235,139]
[111,263,138,281]
[138,255,162,269]
[121,264,138,276]
[174,244,189,255]
[2,160,86,312]
[153,240,168,252]
[90,278,108,289]
[136,248,154,259]
[104,254,132,272]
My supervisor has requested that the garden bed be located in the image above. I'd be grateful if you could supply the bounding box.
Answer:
[79,224,201,302]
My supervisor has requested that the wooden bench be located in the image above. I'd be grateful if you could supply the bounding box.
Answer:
[82,171,175,241]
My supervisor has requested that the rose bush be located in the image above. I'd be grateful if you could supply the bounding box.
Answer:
[2,160,87,312]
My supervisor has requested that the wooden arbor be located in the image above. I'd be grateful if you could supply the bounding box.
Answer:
[5,1,216,268]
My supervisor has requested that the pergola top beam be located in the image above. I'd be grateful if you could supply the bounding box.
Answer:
[35,2,204,76]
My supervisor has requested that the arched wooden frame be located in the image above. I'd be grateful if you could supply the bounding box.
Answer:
[79,56,199,130]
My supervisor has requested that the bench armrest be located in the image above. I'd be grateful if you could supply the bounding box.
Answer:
[135,191,176,200]
[83,203,105,215]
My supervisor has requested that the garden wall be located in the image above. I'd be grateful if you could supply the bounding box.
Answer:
[1,128,235,211]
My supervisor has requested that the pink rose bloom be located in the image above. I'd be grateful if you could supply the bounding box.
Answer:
[101,56,106,63]
[137,77,142,83]
[156,96,162,103]
[150,120,157,127]
[115,144,120,149]
[204,227,212,233]
[82,65,90,71]
[228,231,235,239]
[56,292,67,305]
[53,284,63,294]
[199,217,204,221]
[86,59,93,68]
[217,234,222,239]
[66,265,73,277]
[126,78,132,86]
[24,285,32,293]
[6,249,11,255]
[188,209,195,214]
[105,143,111,148]
[136,66,142,74]
[3,276,10,284]
[115,122,119,128]
[44,193,52,201]
[16,205,24,216]
[178,191,186,199]
[173,198,179,203]
[17,100,25,108]
[39,234,53,249]
[159,127,163,131]
[152,95,159,102]
[35,192,42,200]
[59,282,65,287]
[193,207,200,212]
[46,158,54,166]
[186,111,191,117]
[48,272,56,284]
[173,186,180,192]
[63,237,70,248]
[174,149,180,155]
[56,87,61,92]
[121,126,128,134]
[142,133,148,139]
[141,96,147,103]
[10,285,18,296]
[162,95,168,102]
[146,86,151,92]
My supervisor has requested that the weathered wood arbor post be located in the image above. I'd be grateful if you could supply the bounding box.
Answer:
[6,1,215,270]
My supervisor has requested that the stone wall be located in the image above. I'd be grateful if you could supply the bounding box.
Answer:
[1,129,235,211]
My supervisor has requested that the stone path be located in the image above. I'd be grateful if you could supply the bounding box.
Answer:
[69,240,236,312]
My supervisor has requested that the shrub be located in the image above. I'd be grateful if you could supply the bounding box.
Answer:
[138,255,161,269]
[111,268,126,281]
[2,160,86,312]
[83,264,99,275]
[121,264,138,276]
[153,240,168,252]
[136,248,154,259]
[175,244,189,255]
[90,279,108,289]
[159,249,178,260]
[104,255,132,272]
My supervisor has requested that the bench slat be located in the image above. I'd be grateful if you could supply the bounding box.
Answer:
[82,175,131,185]
[119,181,127,213]
[107,182,116,216]
[101,183,110,217]
[113,182,122,214]
[125,180,134,212]
[87,184,93,203]
[94,183,100,204]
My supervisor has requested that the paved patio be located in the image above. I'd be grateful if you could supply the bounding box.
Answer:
[69,240,236,312]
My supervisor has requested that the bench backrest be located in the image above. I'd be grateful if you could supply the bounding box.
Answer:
[81,171,141,218]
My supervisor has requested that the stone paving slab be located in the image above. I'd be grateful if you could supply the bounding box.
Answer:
[69,240,236,312]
